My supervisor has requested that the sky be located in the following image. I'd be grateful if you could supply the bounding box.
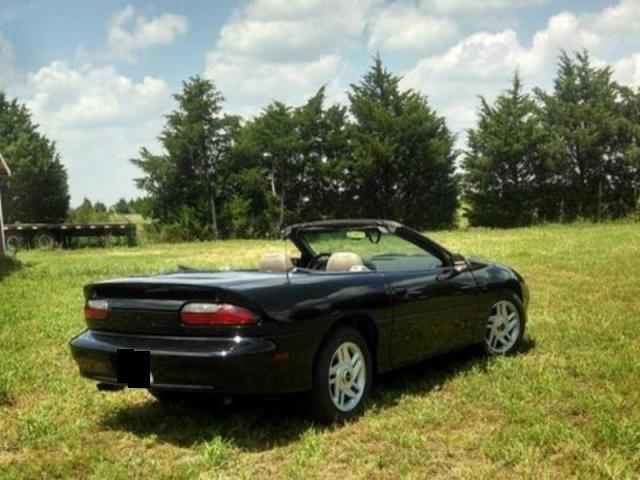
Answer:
[1,0,639,206]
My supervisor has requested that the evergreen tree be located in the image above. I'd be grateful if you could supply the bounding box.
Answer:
[112,198,132,214]
[348,56,458,229]
[294,87,354,221]
[131,76,235,239]
[0,91,69,223]
[463,72,553,227]
[535,51,629,220]
[615,85,640,216]
[247,101,300,232]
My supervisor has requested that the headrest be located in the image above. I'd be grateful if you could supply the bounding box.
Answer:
[259,252,293,273]
[326,252,366,273]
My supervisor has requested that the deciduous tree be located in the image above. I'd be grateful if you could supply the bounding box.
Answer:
[0,92,69,224]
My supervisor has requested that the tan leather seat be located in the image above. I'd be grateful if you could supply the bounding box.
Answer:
[259,252,293,273]
[326,252,368,273]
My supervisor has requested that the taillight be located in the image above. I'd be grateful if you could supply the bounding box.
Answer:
[85,299,108,321]
[181,303,257,326]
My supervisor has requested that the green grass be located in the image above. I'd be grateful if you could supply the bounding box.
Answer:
[1,222,639,479]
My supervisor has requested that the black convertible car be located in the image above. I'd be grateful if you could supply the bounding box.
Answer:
[70,219,528,422]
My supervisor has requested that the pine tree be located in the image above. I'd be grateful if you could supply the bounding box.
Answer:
[535,51,627,220]
[246,101,300,232]
[348,56,458,229]
[463,72,553,227]
[294,87,354,221]
[131,76,235,239]
[0,91,69,223]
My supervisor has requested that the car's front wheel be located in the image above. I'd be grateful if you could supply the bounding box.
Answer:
[310,327,372,423]
[484,292,525,355]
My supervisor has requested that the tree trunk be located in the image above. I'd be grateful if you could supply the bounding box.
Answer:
[279,187,285,232]
[209,176,218,240]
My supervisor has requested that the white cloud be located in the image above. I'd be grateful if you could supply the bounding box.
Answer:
[218,0,378,61]
[107,5,188,62]
[368,3,457,53]
[406,30,526,82]
[402,1,640,136]
[592,0,640,34]
[27,61,170,128]
[206,53,346,114]
[420,0,549,14]
[205,0,377,114]
[614,54,640,86]
[23,61,172,203]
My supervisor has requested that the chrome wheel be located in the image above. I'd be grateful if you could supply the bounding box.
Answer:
[485,300,521,354]
[328,341,366,412]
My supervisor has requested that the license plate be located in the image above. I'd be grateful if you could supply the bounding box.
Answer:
[83,357,111,376]
[116,349,150,388]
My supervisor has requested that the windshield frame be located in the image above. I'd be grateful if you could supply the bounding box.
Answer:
[285,220,454,268]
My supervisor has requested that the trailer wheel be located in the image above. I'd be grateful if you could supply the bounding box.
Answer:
[34,233,55,250]
[5,234,22,253]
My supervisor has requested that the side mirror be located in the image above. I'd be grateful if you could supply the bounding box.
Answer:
[436,255,468,282]
[453,257,468,273]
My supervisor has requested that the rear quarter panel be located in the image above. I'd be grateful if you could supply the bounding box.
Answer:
[240,271,394,372]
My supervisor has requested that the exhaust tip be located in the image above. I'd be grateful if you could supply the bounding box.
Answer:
[97,382,125,392]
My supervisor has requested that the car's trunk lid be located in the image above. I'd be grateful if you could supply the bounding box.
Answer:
[84,270,287,336]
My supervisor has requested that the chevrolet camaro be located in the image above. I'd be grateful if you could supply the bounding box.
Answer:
[69,219,529,422]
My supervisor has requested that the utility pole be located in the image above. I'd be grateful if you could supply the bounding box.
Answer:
[0,152,12,255]
[0,187,6,255]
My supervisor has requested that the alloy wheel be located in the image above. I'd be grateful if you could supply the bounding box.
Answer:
[485,300,521,354]
[328,341,366,412]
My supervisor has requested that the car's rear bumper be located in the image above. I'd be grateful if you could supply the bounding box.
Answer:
[69,329,316,394]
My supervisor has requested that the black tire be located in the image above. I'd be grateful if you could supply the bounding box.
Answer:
[483,290,526,356]
[34,233,55,250]
[309,327,373,424]
[5,234,22,253]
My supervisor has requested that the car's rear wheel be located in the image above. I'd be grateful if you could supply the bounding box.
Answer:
[310,327,372,423]
[484,292,525,355]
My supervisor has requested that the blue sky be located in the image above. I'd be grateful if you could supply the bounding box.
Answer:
[1,0,639,205]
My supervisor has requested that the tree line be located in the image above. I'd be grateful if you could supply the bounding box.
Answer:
[132,56,458,240]
[464,51,640,227]
[1,51,638,238]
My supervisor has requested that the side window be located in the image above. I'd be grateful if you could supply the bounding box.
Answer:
[366,235,443,272]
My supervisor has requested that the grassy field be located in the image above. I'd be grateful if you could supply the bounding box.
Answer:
[1,222,639,479]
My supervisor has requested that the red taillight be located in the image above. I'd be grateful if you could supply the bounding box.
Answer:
[181,303,258,326]
[85,299,108,321]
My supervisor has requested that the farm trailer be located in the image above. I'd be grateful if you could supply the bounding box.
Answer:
[3,223,137,251]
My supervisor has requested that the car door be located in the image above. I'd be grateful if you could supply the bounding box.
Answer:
[385,265,479,367]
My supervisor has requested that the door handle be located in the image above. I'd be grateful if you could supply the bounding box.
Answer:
[392,287,423,299]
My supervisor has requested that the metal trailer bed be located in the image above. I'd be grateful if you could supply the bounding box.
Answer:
[3,223,137,251]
